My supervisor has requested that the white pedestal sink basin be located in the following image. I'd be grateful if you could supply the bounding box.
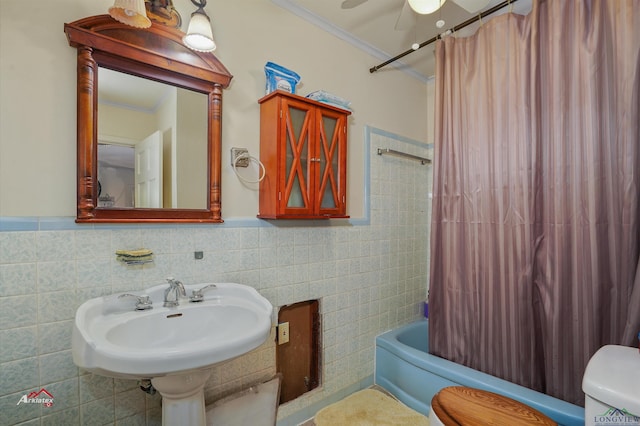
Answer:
[72,282,273,425]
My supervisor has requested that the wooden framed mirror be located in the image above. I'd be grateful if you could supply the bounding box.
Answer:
[64,15,232,222]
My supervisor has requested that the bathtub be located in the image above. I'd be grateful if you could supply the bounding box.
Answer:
[375,320,584,426]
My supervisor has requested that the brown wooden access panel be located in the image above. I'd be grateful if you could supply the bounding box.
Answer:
[276,300,320,404]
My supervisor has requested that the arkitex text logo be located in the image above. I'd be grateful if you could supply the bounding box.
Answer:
[593,408,640,426]
[16,388,54,407]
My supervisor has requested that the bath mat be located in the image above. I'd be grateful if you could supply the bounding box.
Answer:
[314,388,429,426]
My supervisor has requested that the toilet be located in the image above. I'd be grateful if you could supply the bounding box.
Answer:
[582,345,640,426]
[429,386,557,425]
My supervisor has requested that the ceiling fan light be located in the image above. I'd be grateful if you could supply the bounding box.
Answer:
[408,0,447,15]
[108,0,151,28]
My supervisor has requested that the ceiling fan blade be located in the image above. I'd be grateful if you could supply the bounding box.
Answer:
[395,0,416,30]
[341,0,368,9]
[452,0,491,13]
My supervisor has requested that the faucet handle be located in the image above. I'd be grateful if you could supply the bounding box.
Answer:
[189,284,217,303]
[119,294,153,311]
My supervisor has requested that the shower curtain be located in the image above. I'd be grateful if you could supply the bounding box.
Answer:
[428,0,640,405]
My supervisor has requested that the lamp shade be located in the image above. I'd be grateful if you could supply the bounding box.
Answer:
[183,11,216,52]
[408,0,447,14]
[108,0,151,28]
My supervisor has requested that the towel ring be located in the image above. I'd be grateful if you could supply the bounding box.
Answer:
[232,153,266,184]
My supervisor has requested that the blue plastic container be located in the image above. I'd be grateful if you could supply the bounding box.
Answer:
[264,62,301,95]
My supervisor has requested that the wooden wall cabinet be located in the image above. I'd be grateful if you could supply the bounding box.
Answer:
[258,91,351,219]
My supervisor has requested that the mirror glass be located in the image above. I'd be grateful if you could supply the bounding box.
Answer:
[97,68,208,209]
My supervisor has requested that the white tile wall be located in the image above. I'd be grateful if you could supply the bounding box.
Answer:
[0,129,432,426]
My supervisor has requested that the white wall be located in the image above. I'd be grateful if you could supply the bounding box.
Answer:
[0,0,430,218]
[0,1,434,425]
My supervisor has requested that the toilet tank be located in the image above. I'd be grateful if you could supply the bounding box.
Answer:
[582,345,640,426]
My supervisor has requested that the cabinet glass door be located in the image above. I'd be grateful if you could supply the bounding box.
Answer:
[317,109,345,215]
[284,102,312,211]
[318,115,337,208]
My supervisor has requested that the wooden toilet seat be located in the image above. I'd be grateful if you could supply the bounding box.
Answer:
[431,387,557,425]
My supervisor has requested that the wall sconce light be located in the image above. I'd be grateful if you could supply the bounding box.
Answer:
[408,0,447,14]
[108,0,151,28]
[183,0,216,52]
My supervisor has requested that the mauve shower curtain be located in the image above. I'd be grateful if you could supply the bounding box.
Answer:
[428,0,640,405]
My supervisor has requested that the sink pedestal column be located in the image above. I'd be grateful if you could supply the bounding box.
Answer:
[152,369,212,426]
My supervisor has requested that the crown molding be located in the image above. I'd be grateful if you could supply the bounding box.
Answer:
[270,0,432,84]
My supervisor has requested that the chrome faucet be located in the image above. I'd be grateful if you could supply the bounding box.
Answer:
[164,277,186,307]
[118,293,153,311]
[189,284,217,303]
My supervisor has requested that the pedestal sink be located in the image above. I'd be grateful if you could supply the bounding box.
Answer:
[72,282,273,425]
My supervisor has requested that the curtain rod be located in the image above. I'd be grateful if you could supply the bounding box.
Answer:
[369,0,519,73]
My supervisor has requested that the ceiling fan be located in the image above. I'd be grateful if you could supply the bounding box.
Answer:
[341,0,491,31]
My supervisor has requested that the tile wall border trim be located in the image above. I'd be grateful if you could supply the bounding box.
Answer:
[0,126,430,232]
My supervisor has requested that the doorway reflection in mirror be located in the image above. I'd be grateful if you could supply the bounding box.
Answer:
[97,67,208,210]
[98,143,135,208]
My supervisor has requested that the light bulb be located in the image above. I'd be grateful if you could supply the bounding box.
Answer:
[408,0,448,15]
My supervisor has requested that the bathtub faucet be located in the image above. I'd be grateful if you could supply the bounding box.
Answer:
[164,277,186,307]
